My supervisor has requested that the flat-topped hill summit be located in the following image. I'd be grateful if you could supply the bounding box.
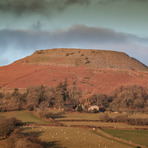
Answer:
[0,48,148,93]
[15,48,148,71]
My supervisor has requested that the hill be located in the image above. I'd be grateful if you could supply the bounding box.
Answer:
[0,48,148,93]
[16,48,147,71]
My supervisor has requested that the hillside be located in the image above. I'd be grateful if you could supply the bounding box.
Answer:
[0,48,148,93]
[15,48,148,71]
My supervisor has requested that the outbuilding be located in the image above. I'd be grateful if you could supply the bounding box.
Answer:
[88,105,99,111]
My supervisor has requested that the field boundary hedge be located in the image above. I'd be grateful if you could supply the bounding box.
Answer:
[55,119,100,122]
[19,122,148,131]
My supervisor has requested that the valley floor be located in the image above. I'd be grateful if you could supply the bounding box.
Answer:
[0,110,148,148]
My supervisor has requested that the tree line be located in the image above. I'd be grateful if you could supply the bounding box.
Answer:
[0,82,148,113]
[0,80,81,112]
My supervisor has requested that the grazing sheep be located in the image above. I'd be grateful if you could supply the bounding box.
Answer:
[65,137,68,140]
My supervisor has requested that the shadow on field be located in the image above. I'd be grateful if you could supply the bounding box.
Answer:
[41,140,67,148]
[22,130,44,137]
[19,128,67,148]
[51,115,66,119]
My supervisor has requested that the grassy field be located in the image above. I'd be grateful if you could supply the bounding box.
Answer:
[103,129,148,147]
[0,110,148,147]
[51,110,148,121]
[61,121,148,129]
[20,126,134,148]
[1,110,147,122]
[55,112,100,120]
[0,110,50,124]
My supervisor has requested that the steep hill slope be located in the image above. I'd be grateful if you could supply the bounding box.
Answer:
[0,48,148,94]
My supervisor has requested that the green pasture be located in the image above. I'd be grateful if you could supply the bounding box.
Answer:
[55,112,100,120]
[0,111,50,124]
[103,129,148,147]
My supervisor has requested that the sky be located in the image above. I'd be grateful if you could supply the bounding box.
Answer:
[0,0,148,66]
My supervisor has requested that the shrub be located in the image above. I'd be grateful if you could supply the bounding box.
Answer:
[73,105,77,109]
[128,118,148,125]
[5,130,44,148]
[113,114,128,123]
[99,113,111,122]
[0,117,21,140]
[77,106,83,112]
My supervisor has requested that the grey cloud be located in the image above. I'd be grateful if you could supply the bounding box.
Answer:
[0,0,146,15]
[0,25,131,51]
[97,0,148,5]
[52,25,145,45]
[65,0,90,5]
[0,25,148,50]
[128,0,148,2]
[0,0,48,15]
[0,25,148,65]
[0,0,90,15]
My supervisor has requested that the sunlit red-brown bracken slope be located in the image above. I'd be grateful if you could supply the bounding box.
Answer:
[0,48,148,94]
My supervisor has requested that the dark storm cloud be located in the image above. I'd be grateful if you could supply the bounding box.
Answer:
[97,0,148,4]
[0,0,90,15]
[0,0,47,14]
[65,0,90,5]
[130,0,141,1]
[0,0,147,15]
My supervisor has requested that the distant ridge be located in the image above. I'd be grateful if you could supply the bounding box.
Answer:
[15,48,148,71]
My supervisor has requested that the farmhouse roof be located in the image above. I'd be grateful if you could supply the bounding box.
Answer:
[88,105,99,111]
